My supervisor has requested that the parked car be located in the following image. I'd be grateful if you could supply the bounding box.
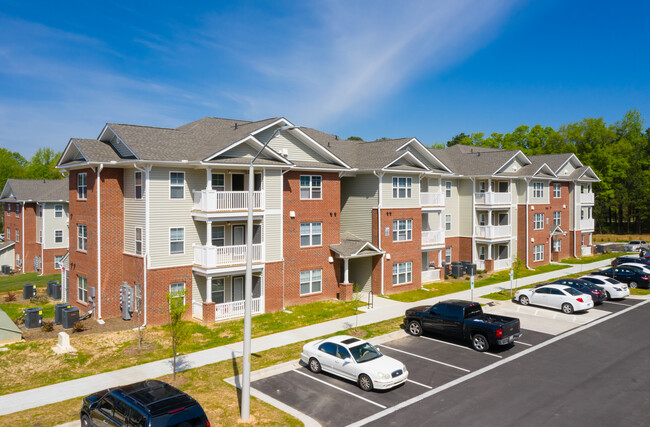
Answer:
[592,266,650,289]
[403,300,522,352]
[579,275,629,300]
[622,240,648,252]
[80,380,209,427]
[301,335,408,391]
[618,262,650,275]
[515,284,594,313]
[612,256,650,266]
[550,278,607,304]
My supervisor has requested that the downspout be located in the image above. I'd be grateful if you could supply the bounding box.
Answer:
[573,182,578,258]
[281,167,293,310]
[470,178,475,265]
[374,171,384,295]
[134,163,151,326]
[40,202,44,276]
[21,201,25,273]
[96,164,104,321]
[525,178,531,269]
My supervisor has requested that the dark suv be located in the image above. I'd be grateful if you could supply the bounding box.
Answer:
[80,380,209,427]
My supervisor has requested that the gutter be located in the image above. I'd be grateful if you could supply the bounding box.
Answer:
[373,171,384,295]
[96,164,103,321]
[21,201,25,273]
[525,178,531,269]
[40,202,44,276]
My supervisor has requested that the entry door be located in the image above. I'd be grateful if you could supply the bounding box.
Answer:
[232,174,244,191]
[232,276,244,301]
[233,225,245,245]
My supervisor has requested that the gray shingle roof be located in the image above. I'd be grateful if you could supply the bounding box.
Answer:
[329,232,383,258]
[529,153,576,172]
[430,144,522,176]
[0,179,68,202]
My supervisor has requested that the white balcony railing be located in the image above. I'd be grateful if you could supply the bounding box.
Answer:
[476,260,486,271]
[421,269,441,283]
[581,246,592,256]
[494,259,511,271]
[475,192,511,205]
[192,301,203,320]
[420,192,445,207]
[192,190,264,212]
[194,244,263,268]
[580,219,595,230]
[475,225,512,239]
[214,297,264,321]
[580,192,594,204]
[422,229,445,245]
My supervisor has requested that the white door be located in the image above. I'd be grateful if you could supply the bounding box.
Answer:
[233,226,245,246]
[232,276,244,301]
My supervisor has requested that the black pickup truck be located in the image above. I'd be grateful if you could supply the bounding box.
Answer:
[404,299,522,352]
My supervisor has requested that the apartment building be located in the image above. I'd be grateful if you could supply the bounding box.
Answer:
[56,117,598,325]
[0,179,69,274]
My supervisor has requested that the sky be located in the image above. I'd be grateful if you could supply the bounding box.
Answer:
[1,0,649,158]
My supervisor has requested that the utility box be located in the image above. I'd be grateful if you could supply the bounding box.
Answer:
[23,283,37,300]
[1,265,10,274]
[55,303,71,324]
[52,283,62,300]
[120,284,134,320]
[451,264,465,277]
[62,307,79,329]
[24,307,43,329]
[46,280,59,297]
[465,263,477,276]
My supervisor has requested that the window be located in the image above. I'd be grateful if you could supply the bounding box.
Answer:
[478,213,486,226]
[38,205,42,217]
[16,204,20,218]
[169,282,185,307]
[553,183,561,198]
[534,244,544,261]
[553,238,561,252]
[54,255,63,269]
[300,269,322,295]
[445,247,452,264]
[77,224,87,251]
[300,175,322,199]
[478,246,486,260]
[445,214,452,231]
[170,172,184,199]
[300,222,322,247]
[532,182,544,198]
[212,278,225,304]
[211,225,225,247]
[170,228,184,254]
[533,213,544,230]
[392,177,412,199]
[553,211,561,226]
[393,262,412,285]
[78,276,88,302]
[55,204,63,218]
[77,173,87,200]
[135,227,143,255]
[15,228,19,242]
[135,171,143,199]
[55,230,63,243]
[212,173,225,191]
[445,181,452,198]
[38,230,42,243]
[6,228,10,241]
[393,219,412,241]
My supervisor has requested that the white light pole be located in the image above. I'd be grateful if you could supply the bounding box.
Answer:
[241,124,295,421]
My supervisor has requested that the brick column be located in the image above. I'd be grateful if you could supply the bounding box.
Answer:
[338,283,353,301]
[202,302,215,324]
[485,259,494,272]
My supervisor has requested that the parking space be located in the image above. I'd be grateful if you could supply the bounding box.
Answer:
[589,297,645,313]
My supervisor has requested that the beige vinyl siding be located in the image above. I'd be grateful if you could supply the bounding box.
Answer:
[35,205,42,244]
[515,179,527,204]
[422,211,441,231]
[529,181,549,204]
[420,177,442,193]
[264,168,282,262]
[149,167,201,268]
[193,275,205,304]
[222,142,257,158]
[457,179,473,236]
[558,162,577,178]
[340,174,378,242]
[268,133,330,163]
[349,257,372,293]
[502,157,525,173]
[123,168,146,255]
[382,174,420,209]
[43,203,69,249]
[0,246,14,268]
[441,179,458,237]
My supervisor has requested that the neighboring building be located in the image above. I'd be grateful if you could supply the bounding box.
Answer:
[56,117,599,325]
[0,179,69,274]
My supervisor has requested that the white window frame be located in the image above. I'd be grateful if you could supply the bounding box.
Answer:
[77,224,87,251]
[392,177,412,199]
[553,211,561,226]
[55,230,63,244]
[135,227,143,255]
[445,247,452,264]
[54,204,63,218]
[15,204,20,218]
[54,255,63,270]
[553,238,561,252]
[212,173,225,192]
[392,219,412,242]
[78,173,87,200]
[169,227,185,255]
[445,214,452,231]
[16,228,19,243]
[300,269,322,295]
[169,282,186,307]
[169,171,185,199]
[212,278,225,304]
[392,261,412,285]
[533,244,544,261]
[300,222,322,247]
[38,230,42,243]
[553,183,561,198]
[212,225,225,247]
[532,182,544,198]
[445,181,452,198]
[6,228,10,241]
[135,171,143,200]
[78,275,88,303]
[534,213,544,230]
[300,175,322,200]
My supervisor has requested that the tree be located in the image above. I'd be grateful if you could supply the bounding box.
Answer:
[165,289,190,380]
[0,148,27,191]
[25,148,62,180]
[347,136,363,141]
[447,132,470,147]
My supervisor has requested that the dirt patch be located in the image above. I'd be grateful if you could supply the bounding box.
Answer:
[21,317,139,341]
[121,341,158,357]
[347,328,368,338]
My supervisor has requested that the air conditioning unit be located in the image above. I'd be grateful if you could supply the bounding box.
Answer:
[23,283,37,300]
[62,307,79,329]
[24,307,42,329]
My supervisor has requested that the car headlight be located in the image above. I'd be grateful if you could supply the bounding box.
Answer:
[613,287,621,291]
[377,372,390,380]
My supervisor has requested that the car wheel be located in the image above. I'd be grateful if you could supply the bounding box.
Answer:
[561,303,574,314]
[81,414,91,427]
[358,374,373,392]
[308,358,322,373]
[629,281,638,289]
[408,320,423,336]
[606,291,611,300]
[519,295,530,306]
[471,334,489,352]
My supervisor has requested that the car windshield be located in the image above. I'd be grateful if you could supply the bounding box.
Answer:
[349,342,382,363]
[564,287,582,296]
[582,283,599,290]
[605,278,619,284]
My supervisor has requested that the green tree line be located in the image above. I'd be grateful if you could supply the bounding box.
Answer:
[0,148,63,191]
[441,109,649,234]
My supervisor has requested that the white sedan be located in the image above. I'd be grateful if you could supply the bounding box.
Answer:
[300,335,408,391]
[579,275,630,299]
[515,284,594,314]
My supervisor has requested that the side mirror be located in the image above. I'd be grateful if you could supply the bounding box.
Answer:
[344,357,352,363]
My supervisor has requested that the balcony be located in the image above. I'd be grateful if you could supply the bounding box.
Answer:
[422,229,445,246]
[474,225,512,239]
[421,268,441,283]
[214,297,264,321]
[192,190,264,212]
[475,191,511,206]
[193,244,263,269]
[494,259,511,271]
[580,192,594,204]
[580,218,594,230]
[420,192,445,207]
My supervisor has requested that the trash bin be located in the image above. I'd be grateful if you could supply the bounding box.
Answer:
[24,307,43,329]
[55,303,71,324]
[23,283,37,300]
[62,307,79,329]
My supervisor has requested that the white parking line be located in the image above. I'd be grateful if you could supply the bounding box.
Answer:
[380,345,470,372]
[407,379,433,389]
[606,301,633,307]
[516,341,533,347]
[420,336,502,359]
[293,370,386,409]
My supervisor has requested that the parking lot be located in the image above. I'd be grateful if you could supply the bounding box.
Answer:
[251,297,648,426]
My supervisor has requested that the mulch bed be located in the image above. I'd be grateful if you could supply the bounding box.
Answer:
[21,316,140,341]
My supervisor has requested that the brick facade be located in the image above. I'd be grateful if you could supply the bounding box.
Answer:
[444,236,473,263]
[548,181,572,261]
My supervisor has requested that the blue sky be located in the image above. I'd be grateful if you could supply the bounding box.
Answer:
[1,0,649,158]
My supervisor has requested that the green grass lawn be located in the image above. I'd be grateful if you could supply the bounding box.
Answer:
[560,252,625,264]
[0,273,60,293]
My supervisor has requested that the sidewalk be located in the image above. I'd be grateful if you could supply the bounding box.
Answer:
[0,260,613,416]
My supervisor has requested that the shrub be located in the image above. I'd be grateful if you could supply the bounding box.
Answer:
[30,295,49,305]
[41,321,54,332]
[72,321,85,333]
[4,291,17,302]
[444,275,448,280]
[465,277,470,281]
[13,312,25,326]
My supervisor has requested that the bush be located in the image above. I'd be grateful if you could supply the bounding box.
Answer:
[30,295,49,305]
[41,321,54,332]
[4,291,16,302]
[13,312,25,326]
[72,321,85,333]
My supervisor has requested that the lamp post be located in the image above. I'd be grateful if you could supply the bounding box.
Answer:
[241,124,295,421]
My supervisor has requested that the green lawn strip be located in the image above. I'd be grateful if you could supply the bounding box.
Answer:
[1,300,56,320]
[559,253,626,264]
[0,273,60,293]
[630,289,650,296]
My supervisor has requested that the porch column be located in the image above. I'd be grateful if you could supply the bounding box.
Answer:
[488,178,492,192]
[488,243,493,259]
[206,220,212,246]
[206,276,212,303]
[206,168,212,190]
[438,250,442,267]
[487,210,492,226]
[344,258,350,283]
